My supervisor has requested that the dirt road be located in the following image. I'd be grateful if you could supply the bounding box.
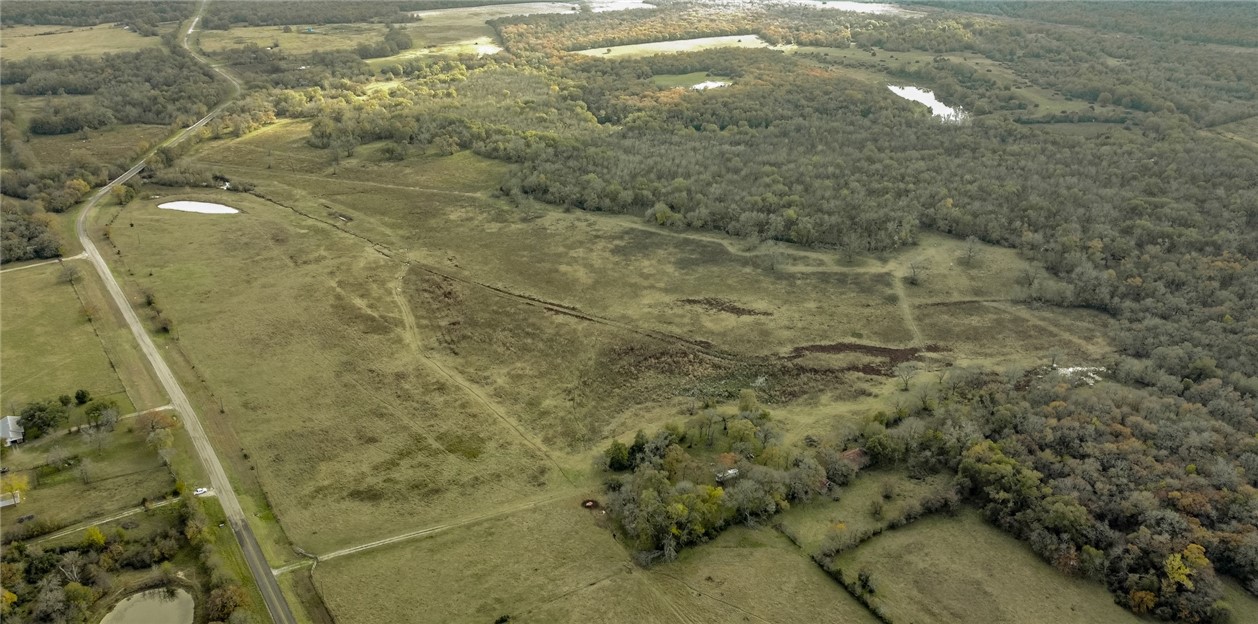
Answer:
[72,3,295,623]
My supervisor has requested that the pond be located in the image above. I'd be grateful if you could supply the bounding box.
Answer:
[887,85,968,123]
[158,200,240,214]
[101,588,194,624]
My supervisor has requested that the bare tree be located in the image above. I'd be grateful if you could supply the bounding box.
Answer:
[894,362,921,391]
[59,264,82,285]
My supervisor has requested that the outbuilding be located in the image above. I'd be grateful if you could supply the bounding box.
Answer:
[0,416,24,446]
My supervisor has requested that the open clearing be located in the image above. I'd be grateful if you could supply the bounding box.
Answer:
[834,509,1143,624]
[0,262,130,410]
[316,497,877,624]
[112,121,1116,555]
[94,111,1116,620]
[0,24,160,60]
[198,23,389,55]
[576,35,774,58]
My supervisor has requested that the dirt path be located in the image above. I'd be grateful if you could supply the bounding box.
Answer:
[0,253,86,274]
[391,287,575,486]
[311,491,572,563]
[893,275,925,346]
[34,497,179,543]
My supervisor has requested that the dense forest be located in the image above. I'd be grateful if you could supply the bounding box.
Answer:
[915,1,1258,47]
[0,1,193,34]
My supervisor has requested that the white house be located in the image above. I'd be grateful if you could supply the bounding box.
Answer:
[0,416,24,446]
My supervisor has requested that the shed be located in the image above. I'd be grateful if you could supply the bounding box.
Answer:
[0,416,24,446]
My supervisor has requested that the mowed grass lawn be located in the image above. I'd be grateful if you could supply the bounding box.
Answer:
[0,262,130,410]
[834,509,1143,624]
[0,24,160,60]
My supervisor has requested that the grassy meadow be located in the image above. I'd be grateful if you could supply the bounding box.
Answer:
[0,262,131,411]
[197,23,389,55]
[99,118,1113,552]
[89,83,1115,620]
[576,35,774,58]
[0,24,160,60]
[833,510,1144,624]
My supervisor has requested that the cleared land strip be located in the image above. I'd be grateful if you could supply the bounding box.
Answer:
[34,497,179,543]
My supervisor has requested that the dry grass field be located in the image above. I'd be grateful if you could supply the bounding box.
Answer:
[0,24,160,60]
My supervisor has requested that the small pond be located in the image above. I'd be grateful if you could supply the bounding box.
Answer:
[101,588,194,624]
[158,200,240,214]
[887,85,968,123]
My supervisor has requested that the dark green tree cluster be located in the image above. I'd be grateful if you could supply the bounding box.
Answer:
[2,47,230,126]
[0,203,61,264]
[603,391,853,563]
[0,1,194,35]
[875,368,1258,621]
[354,25,415,59]
[199,1,433,29]
[920,1,1258,48]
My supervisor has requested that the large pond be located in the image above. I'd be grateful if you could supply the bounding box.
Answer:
[887,85,968,123]
[159,200,240,214]
[101,588,194,624]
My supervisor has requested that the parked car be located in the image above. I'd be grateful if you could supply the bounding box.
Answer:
[194,487,209,495]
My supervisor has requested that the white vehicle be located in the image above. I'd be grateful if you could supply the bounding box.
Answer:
[193,487,209,495]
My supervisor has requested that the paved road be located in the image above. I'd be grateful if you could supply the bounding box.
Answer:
[72,3,295,624]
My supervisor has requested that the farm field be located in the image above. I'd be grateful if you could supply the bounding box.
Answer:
[0,24,160,60]
[833,510,1144,624]
[777,470,952,552]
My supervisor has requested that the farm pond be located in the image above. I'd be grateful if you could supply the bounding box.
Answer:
[100,588,193,624]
